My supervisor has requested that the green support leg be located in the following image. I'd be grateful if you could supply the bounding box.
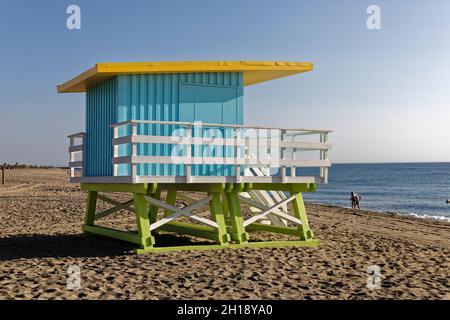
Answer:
[84,190,97,226]
[226,192,249,244]
[209,193,230,245]
[291,192,314,240]
[148,190,161,223]
[164,190,177,217]
[222,194,230,222]
[81,183,317,253]
[134,193,155,249]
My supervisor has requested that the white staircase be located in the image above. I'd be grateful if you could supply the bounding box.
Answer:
[241,166,289,226]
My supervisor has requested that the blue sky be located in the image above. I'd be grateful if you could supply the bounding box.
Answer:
[0,0,449,165]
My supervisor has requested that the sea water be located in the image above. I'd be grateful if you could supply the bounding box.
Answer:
[300,162,450,221]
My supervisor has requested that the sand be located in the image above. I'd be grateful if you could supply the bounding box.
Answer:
[0,169,449,300]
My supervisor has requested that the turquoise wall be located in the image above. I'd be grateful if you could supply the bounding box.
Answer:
[85,77,117,176]
[85,72,243,177]
[179,82,242,176]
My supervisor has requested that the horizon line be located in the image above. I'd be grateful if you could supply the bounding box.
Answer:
[4,160,450,168]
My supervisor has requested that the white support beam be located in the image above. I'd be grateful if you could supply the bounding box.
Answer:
[239,195,302,226]
[242,194,299,227]
[145,195,218,231]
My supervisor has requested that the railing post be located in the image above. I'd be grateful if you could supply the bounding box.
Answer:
[319,133,324,180]
[235,128,241,183]
[323,132,329,184]
[113,126,119,176]
[81,133,85,178]
[131,122,137,181]
[185,125,192,183]
[280,129,286,183]
[69,136,74,178]
[290,132,296,177]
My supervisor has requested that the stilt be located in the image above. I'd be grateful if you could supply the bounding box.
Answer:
[164,190,177,216]
[84,190,97,226]
[226,191,249,244]
[208,193,230,245]
[291,192,314,240]
[148,190,161,223]
[80,182,317,253]
[221,194,230,225]
[133,193,155,249]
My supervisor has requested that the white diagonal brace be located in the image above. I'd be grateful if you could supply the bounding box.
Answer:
[184,214,218,229]
[242,194,300,227]
[249,190,286,225]
[145,195,212,213]
[145,195,218,231]
[182,195,213,212]
[239,195,302,226]
[149,212,183,231]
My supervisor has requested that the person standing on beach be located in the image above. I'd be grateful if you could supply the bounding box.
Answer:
[350,192,356,209]
[350,192,362,209]
[354,193,361,209]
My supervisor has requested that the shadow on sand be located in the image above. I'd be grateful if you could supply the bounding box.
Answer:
[0,232,213,260]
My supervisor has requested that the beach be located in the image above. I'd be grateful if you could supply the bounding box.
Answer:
[0,169,449,300]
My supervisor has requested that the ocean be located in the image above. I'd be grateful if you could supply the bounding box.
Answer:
[300,162,450,221]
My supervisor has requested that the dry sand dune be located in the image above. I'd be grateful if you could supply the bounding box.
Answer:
[0,169,449,300]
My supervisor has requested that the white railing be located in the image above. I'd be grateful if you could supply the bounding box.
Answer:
[68,132,85,182]
[110,120,332,184]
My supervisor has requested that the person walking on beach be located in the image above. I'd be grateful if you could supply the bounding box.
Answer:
[354,192,361,209]
[350,192,356,209]
[350,192,362,209]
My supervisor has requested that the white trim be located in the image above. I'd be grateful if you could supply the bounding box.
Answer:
[111,119,332,134]
[67,132,85,138]
[76,176,133,183]
[279,140,331,150]
[69,175,321,184]
[112,155,330,168]
[69,161,83,168]
[68,145,83,153]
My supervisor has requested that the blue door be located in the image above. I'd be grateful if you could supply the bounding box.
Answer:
[179,83,239,176]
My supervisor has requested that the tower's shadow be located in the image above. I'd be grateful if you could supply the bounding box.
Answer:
[0,233,212,260]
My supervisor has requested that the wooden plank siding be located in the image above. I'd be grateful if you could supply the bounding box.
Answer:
[85,77,117,177]
[85,72,243,177]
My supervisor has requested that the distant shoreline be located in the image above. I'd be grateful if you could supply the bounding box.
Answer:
[1,165,68,169]
[4,167,449,222]
[4,161,450,168]
[305,201,450,223]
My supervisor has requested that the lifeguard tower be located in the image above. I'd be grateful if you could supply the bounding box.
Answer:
[58,61,331,253]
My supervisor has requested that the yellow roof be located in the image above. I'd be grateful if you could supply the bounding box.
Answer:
[57,60,313,93]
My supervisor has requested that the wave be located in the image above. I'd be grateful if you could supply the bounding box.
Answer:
[306,200,450,223]
[393,212,450,223]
